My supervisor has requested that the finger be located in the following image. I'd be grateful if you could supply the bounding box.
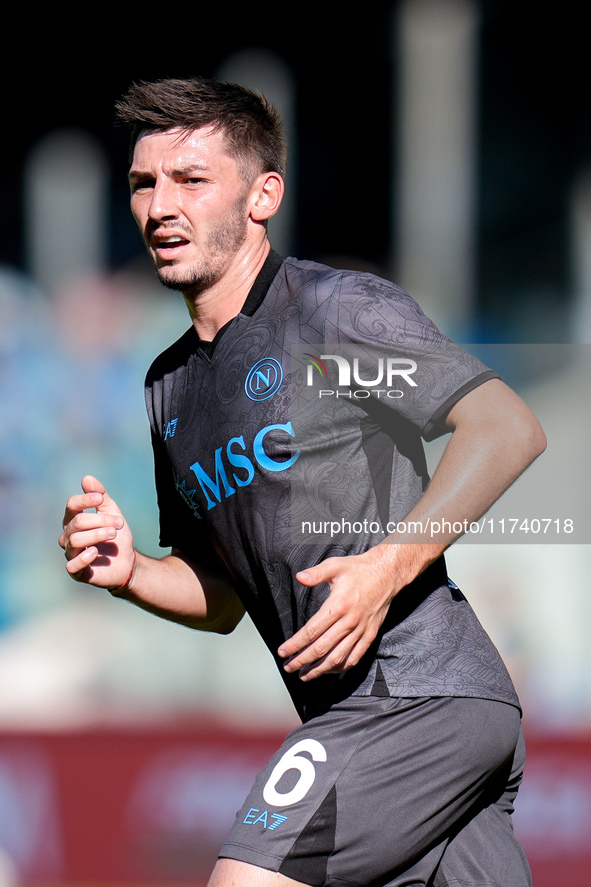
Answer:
[81,474,106,495]
[82,475,123,516]
[279,564,344,660]
[65,545,99,577]
[286,606,382,677]
[68,512,124,534]
[60,511,124,551]
[295,561,336,587]
[62,491,104,529]
[298,632,369,681]
[278,601,342,660]
[66,525,121,554]
[281,615,356,670]
[62,477,124,535]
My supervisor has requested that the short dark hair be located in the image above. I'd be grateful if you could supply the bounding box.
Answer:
[115,77,287,181]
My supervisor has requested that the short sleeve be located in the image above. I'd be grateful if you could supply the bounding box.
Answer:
[150,427,203,551]
[144,329,212,557]
[324,271,499,440]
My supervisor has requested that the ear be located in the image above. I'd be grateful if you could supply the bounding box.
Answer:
[249,171,284,221]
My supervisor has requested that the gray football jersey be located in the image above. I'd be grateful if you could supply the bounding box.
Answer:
[145,254,520,721]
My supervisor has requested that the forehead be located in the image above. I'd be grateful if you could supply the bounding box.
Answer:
[130,126,237,173]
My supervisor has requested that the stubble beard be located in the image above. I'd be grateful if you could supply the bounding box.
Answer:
[153,196,249,295]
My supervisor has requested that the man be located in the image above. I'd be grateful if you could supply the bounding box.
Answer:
[60,78,545,887]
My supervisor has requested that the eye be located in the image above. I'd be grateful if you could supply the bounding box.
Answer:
[130,178,155,194]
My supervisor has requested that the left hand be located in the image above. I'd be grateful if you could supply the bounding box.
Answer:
[278,548,403,681]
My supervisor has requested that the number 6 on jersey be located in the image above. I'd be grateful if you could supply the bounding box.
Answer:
[263,739,327,807]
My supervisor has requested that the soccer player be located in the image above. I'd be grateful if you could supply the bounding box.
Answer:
[59,78,545,887]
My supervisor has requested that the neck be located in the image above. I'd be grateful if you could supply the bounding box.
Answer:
[183,238,271,341]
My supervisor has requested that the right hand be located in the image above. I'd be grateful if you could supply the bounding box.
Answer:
[59,475,135,589]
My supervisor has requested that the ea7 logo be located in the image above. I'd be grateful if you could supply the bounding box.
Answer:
[163,418,178,439]
[243,808,288,831]
[306,355,417,387]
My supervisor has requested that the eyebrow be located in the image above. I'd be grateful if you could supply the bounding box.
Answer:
[128,162,211,183]
[128,170,152,184]
[173,163,211,175]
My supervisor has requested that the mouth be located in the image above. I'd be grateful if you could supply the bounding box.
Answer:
[155,234,190,248]
[151,233,191,259]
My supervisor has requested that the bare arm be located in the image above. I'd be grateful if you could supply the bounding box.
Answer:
[278,379,547,680]
[59,475,245,634]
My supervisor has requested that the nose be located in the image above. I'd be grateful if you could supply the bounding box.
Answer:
[147,179,179,223]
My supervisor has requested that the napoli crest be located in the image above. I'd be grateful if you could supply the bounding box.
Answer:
[245,357,284,401]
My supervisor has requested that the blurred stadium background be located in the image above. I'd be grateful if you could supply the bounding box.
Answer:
[0,1,590,884]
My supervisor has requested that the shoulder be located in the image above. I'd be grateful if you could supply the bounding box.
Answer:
[144,326,197,433]
[145,326,197,389]
[282,256,414,308]
[281,256,436,344]
[281,255,402,294]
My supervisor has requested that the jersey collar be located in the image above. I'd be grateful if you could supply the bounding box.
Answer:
[196,250,284,356]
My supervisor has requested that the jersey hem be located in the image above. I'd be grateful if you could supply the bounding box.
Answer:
[351,689,522,713]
